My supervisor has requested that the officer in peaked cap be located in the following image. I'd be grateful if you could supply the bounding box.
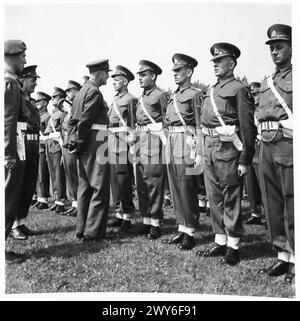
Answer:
[36,91,52,103]
[196,42,256,265]
[9,65,41,240]
[4,39,28,264]
[66,80,81,92]
[265,24,291,45]
[60,80,81,217]
[210,42,241,61]
[43,86,67,214]
[86,58,112,73]
[256,24,294,283]
[244,81,264,227]
[134,59,168,240]
[162,53,203,250]
[107,65,137,233]
[34,91,52,211]
[137,60,162,75]
[68,58,111,242]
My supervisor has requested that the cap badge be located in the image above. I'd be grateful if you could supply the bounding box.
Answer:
[214,48,219,55]
[271,30,277,38]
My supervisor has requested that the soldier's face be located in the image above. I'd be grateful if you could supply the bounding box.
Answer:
[138,71,155,89]
[97,70,110,85]
[269,41,292,67]
[10,52,27,74]
[52,95,61,107]
[36,99,47,110]
[112,76,127,92]
[173,66,192,85]
[213,56,235,79]
[66,88,77,102]
[22,76,37,94]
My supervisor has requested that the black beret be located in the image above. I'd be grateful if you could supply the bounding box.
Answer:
[4,39,27,56]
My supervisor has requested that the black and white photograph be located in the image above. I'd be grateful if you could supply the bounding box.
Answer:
[2,0,298,301]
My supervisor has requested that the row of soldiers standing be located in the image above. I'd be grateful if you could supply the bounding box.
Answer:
[4,23,294,284]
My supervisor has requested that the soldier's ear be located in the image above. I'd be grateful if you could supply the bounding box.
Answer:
[187,67,193,78]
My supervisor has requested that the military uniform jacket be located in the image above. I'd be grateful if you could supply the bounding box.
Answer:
[165,85,202,159]
[165,85,202,127]
[26,97,40,134]
[71,79,109,153]
[44,107,66,154]
[108,91,137,153]
[4,70,28,161]
[61,112,71,146]
[136,86,168,126]
[200,76,256,165]
[256,66,292,122]
[39,108,50,153]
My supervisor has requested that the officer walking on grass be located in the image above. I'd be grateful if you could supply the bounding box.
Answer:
[10,65,41,240]
[4,39,28,264]
[34,91,52,210]
[108,65,137,234]
[68,59,111,242]
[196,43,256,265]
[257,24,294,283]
[161,53,202,250]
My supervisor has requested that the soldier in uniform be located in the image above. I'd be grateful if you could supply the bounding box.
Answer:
[162,53,202,250]
[34,91,52,210]
[135,60,168,240]
[60,80,81,217]
[256,24,294,283]
[196,43,256,265]
[244,82,264,225]
[108,65,137,233]
[68,59,111,242]
[4,39,28,264]
[10,65,40,240]
[44,87,67,213]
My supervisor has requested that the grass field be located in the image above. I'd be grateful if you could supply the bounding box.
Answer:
[5,200,295,298]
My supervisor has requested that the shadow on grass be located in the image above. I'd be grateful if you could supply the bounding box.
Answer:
[34,225,76,236]
[240,241,276,261]
[29,239,110,260]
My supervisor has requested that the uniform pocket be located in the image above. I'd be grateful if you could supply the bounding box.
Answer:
[215,141,239,161]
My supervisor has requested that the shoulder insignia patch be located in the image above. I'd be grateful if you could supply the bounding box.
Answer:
[6,82,12,90]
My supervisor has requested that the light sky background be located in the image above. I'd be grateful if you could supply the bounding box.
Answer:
[3,0,292,102]
[1,0,300,300]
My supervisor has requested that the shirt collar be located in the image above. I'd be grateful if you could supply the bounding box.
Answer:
[217,75,235,88]
[115,90,128,99]
[273,64,292,79]
[175,84,191,94]
[143,85,157,96]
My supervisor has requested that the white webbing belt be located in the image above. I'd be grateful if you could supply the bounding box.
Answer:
[209,86,243,151]
[112,99,127,127]
[267,76,293,120]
